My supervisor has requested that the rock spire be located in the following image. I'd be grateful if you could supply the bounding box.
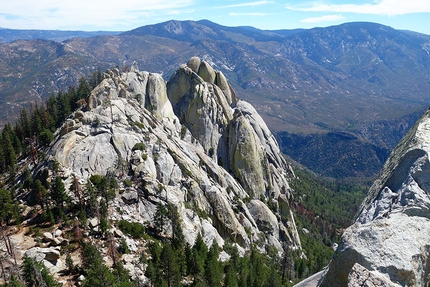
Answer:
[39,57,301,254]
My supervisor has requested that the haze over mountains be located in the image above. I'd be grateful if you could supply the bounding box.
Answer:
[1,20,429,179]
[0,28,120,43]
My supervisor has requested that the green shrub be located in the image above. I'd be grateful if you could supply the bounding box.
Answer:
[117,220,146,239]
[132,142,146,151]
[123,179,132,187]
[118,238,129,254]
[180,125,187,139]
[134,121,145,129]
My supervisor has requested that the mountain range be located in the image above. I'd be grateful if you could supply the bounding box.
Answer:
[0,27,120,43]
[1,20,430,179]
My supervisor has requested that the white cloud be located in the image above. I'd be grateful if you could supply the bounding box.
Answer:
[229,12,269,16]
[219,1,271,8]
[0,0,195,30]
[287,0,430,16]
[301,14,345,23]
[167,9,195,15]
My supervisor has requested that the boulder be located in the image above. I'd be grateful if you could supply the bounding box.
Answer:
[187,56,201,73]
[215,70,236,106]
[112,227,124,238]
[122,191,139,204]
[25,247,61,262]
[88,218,99,228]
[198,60,216,83]
[54,229,62,237]
[42,232,53,242]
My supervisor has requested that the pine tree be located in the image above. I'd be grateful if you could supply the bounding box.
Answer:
[223,264,238,287]
[160,244,181,287]
[18,108,31,140]
[78,76,92,98]
[194,233,207,261]
[0,189,19,225]
[145,261,157,287]
[237,255,249,287]
[169,204,185,249]
[113,262,134,287]
[83,180,98,218]
[146,241,163,287]
[32,180,47,209]
[1,127,17,172]
[46,95,59,128]
[81,242,116,287]
[57,92,71,124]
[21,255,61,287]
[154,203,168,235]
[248,246,268,287]
[89,174,116,206]
[189,247,205,277]
[38,129,54,146]
[265,266,282,287]
[205,244,222,287]
[51,176,69,211]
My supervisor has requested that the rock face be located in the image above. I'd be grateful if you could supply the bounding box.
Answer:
[38,57,300,253]
[167,58,294,201]
[348,263,401,287]
[320,108,430,286]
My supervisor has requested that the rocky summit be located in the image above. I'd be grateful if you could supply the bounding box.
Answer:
[319,108,430,286]
[34,56,300,257]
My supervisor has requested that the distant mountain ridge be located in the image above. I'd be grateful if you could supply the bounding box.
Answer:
[121,19,305,42]
[0,27,120,43]
[1,20,429,179]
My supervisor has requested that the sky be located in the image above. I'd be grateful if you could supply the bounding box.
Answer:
[1,0,430,35]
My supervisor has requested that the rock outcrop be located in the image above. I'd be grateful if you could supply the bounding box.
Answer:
[38,57,300,253]
[320,108,430,286]
[25,247,62,274]
[167,58,295,200]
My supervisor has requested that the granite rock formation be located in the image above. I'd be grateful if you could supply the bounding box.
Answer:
[320,108,430,286]
[37,57,300,254]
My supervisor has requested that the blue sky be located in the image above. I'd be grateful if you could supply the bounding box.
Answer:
[1,0,430,34]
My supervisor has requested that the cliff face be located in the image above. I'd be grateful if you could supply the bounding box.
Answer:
[320,108,430,286]
[39,58,300,253]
